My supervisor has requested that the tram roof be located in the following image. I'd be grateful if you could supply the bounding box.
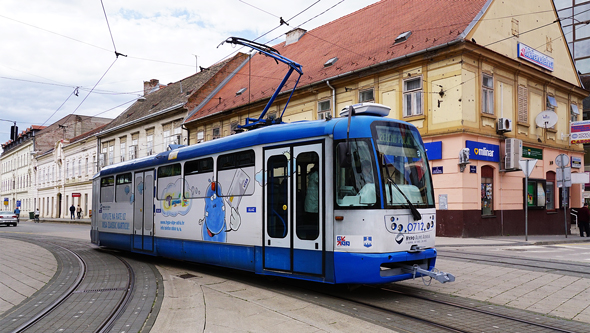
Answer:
[98,116,415,176]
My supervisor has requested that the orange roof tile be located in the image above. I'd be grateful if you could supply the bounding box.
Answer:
[186,0,487,123]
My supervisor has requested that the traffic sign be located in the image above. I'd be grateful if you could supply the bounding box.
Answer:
[557,167,572,188]
[555,154,569,167]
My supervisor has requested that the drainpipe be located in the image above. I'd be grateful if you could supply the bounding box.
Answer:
[326,81,336,118]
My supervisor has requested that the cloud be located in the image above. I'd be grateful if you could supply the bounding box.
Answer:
[0,0,378,138]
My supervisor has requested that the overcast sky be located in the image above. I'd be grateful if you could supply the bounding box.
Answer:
[0,0,379,141]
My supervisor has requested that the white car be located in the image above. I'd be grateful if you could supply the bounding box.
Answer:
[0,211,18,227]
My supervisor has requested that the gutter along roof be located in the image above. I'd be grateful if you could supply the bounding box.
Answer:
[185,0,488,123]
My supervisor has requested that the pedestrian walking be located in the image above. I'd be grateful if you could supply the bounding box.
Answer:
[76,205,82,219]
[14,207,20,223]
[578,202,590,237]
[69,204,76,220]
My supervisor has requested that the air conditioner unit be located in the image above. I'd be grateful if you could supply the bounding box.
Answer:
[497,118,512,133]
[504,138,522,170]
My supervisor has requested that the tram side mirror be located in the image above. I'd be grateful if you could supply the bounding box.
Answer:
[337,142,351,168]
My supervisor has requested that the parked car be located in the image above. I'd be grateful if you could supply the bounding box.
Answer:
[0,211,18,227]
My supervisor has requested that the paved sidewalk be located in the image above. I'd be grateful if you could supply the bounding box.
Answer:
[0,238,57,316]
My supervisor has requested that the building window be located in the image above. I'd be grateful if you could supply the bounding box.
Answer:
[518,85,528,123]
[212,127,220,140]
[526,178,546,209]
[197,131,204,143]
[359,88,374,103]
[481,166,494,215]
[163,120,182,149]
[130,132,139,160]
[146,128,154,155]
[85,158,88,176]
[120,136,126,162]
[403,77,423,117]
[318,100,331,120]
[571,104,580,122]
[78,160,81,177]
[546,171,555,210]
[108,141,115,165]
[482,74,494,115]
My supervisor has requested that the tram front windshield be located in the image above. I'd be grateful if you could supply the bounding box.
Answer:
[372,122,434,209]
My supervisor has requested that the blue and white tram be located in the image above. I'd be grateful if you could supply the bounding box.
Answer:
[91,103,453,284]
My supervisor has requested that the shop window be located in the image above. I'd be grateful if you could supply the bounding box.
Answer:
[403,77,423,117]
[525,178,546,209]
[482,74,494,115]
[481,166,494,215]
[546,171,555,211]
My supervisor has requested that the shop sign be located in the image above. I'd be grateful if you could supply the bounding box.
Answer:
[3,198,7,206]
[424,141,442,160]
[572,157,582,169]
[432,166,443,174]
[571,120,590,144]
[465,141,500,162]
[470,165,477,173]
[522,146,542,160]
[16,200,20,207]
[517,42,554,71]
[72,193,81,198]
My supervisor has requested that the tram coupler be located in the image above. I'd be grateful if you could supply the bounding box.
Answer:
[402,265,456,284]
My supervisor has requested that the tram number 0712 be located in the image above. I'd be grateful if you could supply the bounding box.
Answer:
[406,222,425,232]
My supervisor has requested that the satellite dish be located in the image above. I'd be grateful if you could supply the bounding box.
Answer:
[535,110,558,128]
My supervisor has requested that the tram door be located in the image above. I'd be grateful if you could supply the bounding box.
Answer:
[133,170,154,251]
[264,142,324,275]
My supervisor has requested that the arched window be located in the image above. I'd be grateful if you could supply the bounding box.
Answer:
[481,166,494,215]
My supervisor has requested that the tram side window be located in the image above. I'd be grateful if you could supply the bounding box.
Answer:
[296,152,320,240]
[217,150,255,201]
[115,173,133,203]
[100,176,114,202]
[184,157,214,198]
[335,140,377,207]
[267,155,288,238]
[157,164,182,204]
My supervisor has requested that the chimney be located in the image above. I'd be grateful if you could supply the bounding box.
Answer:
[143,79,160,96]
[285,28,306,46]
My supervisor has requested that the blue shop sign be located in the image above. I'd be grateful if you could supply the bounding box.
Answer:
[465,140,500,162]
[432,166,443,174]
[517,42,554,71]
[470,165,477,173]
[424,141,442,160]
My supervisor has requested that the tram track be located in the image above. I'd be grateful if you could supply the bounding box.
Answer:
[0,235,160,333]
[438,250,590,277]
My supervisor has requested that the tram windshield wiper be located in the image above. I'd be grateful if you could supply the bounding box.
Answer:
[386,177,422,221]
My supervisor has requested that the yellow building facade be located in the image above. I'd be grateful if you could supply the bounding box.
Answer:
[184,0,587,236]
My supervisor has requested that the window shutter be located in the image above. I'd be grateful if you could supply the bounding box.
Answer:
[518,85,528,123]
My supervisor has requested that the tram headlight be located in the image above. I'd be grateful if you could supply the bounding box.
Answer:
[398,224,403,231]
[426,222,430,229]
[391,222,397,230]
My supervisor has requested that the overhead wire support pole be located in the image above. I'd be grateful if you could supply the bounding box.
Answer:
[219,37,303,130]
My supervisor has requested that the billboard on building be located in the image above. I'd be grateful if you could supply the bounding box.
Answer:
[571,120,590,144]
